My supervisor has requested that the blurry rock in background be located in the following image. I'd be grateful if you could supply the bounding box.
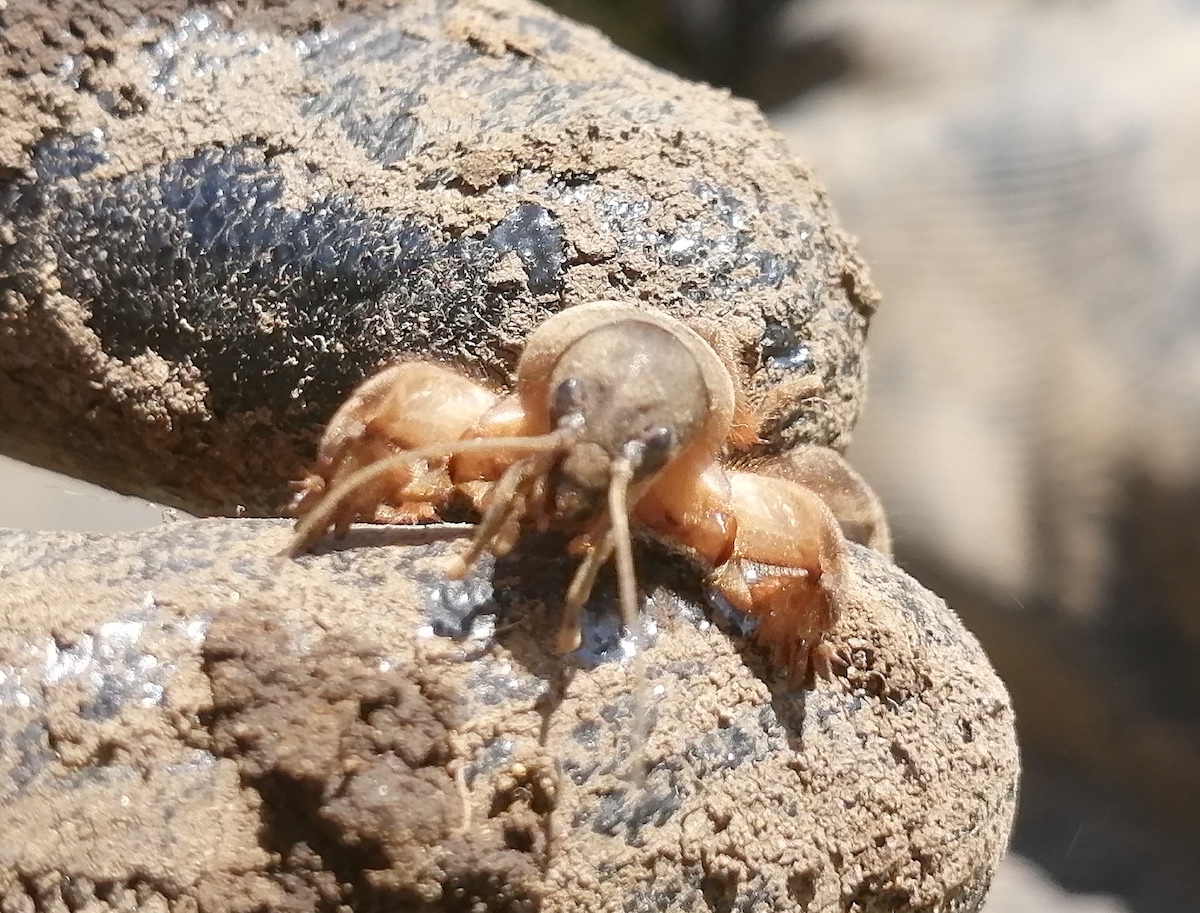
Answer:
[0,455,165,531]
[985,856,1129,913]
[542,0,799,96]
[765,0,1200,909]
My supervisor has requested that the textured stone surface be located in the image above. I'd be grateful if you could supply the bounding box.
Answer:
[0,0,875,517]
[0,518,1018,912]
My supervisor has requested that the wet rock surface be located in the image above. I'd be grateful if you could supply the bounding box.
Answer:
[0,518,1017,912]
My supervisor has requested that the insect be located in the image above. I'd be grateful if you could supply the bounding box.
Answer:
[286,301,890,684]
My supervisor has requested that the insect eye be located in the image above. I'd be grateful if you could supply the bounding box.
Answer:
[637,425,676,474]
[550,377,585,428]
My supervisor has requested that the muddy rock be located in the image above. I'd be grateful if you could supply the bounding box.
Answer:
[0,518,1017,912]
[0,0,875,517]
[0,2,1018,910]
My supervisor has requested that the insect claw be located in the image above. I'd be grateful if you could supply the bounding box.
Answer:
[445,555,471,580]
[556,532,614,654]
[555,615,583,654]
[492,513,522,556]
[810,639,852,681]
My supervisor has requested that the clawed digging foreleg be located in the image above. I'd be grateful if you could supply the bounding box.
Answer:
[714,469,851,685]
[286,433,567,557]
[809,639,854,681]
[704,446,889,684]
[288,456,450,549]
[287,362,506,553]
[714,560,844,685]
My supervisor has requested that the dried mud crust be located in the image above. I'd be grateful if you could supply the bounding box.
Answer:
[0,0,878,516]
[201,616,546,912]
[0,519,1017,913]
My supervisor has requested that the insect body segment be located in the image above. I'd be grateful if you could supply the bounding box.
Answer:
[287,301,889,685]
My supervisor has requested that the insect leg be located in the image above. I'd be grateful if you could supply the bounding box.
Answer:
[287,433,564,556]
[757,445,892,556]
[289,363,502,547]
[557,532,614,653]
[717,470,851,684]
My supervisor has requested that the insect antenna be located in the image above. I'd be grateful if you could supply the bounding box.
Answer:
[608,457,641,650]
[286,433,567,556]
[608,454,649,783]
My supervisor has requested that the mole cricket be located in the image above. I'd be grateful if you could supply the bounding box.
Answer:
[285,300,890,685]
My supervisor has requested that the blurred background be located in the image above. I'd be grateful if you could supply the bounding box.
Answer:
[6,0,1200,909]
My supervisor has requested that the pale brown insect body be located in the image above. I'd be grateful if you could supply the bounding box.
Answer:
[287,301,890,685]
